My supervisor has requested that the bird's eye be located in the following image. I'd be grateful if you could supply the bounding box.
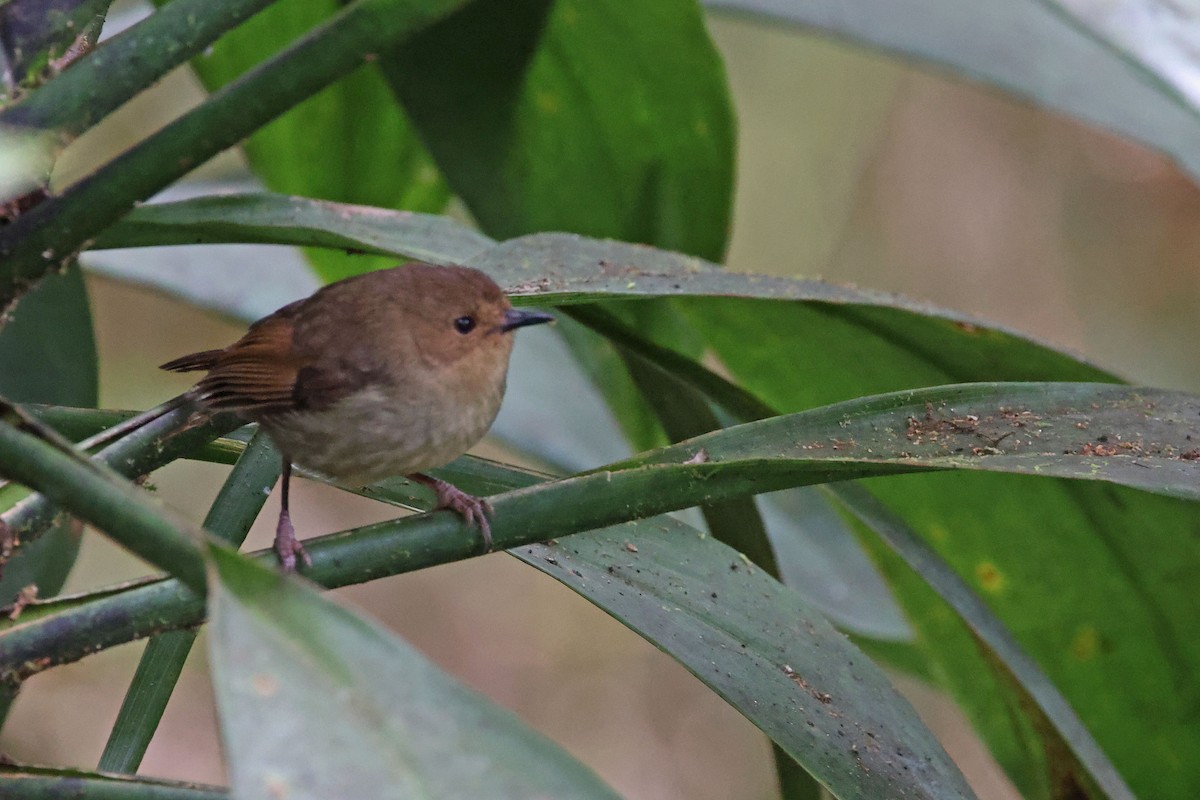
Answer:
[454,315,476,334]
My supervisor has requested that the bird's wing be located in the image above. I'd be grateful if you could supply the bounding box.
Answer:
[184,315,309,414]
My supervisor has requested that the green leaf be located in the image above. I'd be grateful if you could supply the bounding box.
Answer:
[618,382,1200,500]
[207,545,620,800]
[852,472,1199,799]
[829,482,1133,800]
[91,193,491,264]
[180,0,450,281]
[0,264,94,721]
[706,0,1200,185]
[382,0,735,261]
[368,462,977,800]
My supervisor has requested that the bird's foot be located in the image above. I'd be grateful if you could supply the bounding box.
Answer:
[274,508,312,573]
[424,477,493,552]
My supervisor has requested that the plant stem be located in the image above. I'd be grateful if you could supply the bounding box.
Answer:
[0,405,243,552]
[0,448,856,682]
[0,0,284,141]
[0,406,207,595]
[0,0,470,308]
[98,430,279,774]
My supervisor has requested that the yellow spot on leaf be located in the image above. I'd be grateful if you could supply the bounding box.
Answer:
[534,89,560,115]
[975,561,1004,593]
[927,523,949,544]
[1071,626,1100,661]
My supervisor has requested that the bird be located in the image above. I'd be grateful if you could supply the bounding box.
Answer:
[159,262,554,571]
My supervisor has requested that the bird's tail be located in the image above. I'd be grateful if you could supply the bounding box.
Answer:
[160,349,223,373]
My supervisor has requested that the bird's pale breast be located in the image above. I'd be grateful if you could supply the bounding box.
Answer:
[260,374,506,484]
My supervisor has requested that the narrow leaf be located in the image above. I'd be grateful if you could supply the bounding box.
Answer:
[829,482,1134,800]
[91,193,491,264]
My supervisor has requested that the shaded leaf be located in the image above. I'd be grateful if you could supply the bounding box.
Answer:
[208,545,620,800]
[360,459,979,800]
[829,482,1134,800]
[0,264,95,632]
[623,382,1200,500]
[382,0,735,261]
[705,0,1200,185]
[91,193,491,264]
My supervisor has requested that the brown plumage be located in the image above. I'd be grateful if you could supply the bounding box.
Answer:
[163,263,554,571]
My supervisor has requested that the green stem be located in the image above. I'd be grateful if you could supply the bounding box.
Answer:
[0,0,470,307]
[0,0,284,140]
[0,448,863,682]
[0,407,207,595]
[98,430,279,774]
[1,405,244,551]
[0,766,226,799]
[620,347,779,575]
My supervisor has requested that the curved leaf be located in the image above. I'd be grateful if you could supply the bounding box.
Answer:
[368,461,977,800]
[90,193,492,264]
[208,546,620,800]
[705,0,1200,185]
[828,482,1134,800]
[620,382,1200,500]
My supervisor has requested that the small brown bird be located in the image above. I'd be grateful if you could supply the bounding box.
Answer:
[161,263,554,571]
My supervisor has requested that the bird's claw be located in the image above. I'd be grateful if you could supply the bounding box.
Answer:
[431,480,494,552]
[274,508,312,573]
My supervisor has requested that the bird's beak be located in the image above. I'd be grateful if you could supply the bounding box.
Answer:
[501,308,555,332]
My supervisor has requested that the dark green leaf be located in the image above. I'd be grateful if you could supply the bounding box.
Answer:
[383,0,734,261]
[0,264,94,722]
[829,482,1133,800]
[0,265,94,618]
[367,461,977,800]
[621,382,1200,500]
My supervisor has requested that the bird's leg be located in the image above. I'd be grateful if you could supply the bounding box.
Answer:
[274,458,312,572]
[407,473,494,552]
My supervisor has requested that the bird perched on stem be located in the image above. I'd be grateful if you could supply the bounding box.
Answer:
[161,263,554,571]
